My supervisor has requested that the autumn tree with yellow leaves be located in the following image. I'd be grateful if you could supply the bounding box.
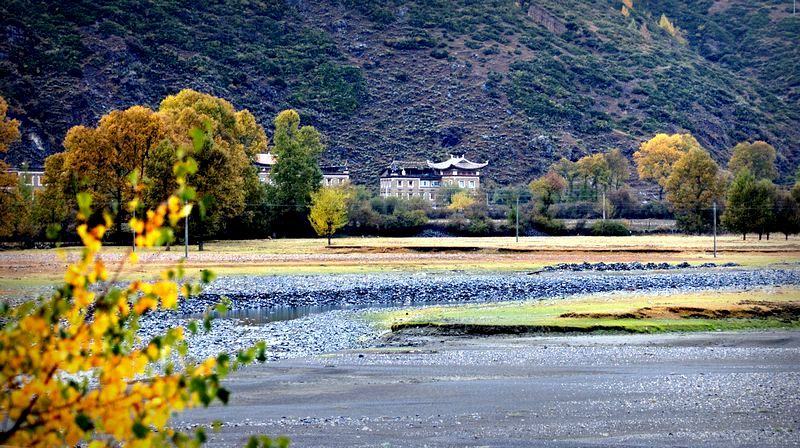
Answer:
[665,147,725,234]
[155,89,267,249]
[0,129,284,447]
[448,191,477,212]
[40,90,267,248]
[308,186,350,246]
[658,14,686,44]
[634,133,701,199]
[38,105,166,239]
[0,96,28,238]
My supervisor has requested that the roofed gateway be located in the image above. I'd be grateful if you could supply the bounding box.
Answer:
[380,154,488,202]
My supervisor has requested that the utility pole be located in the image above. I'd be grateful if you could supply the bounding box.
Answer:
[602,190,606,220]
[184,214,189,259]
[712,201,717,258]
[515,196,520,243]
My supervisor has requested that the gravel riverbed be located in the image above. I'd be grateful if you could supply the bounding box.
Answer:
[138,268,800,361]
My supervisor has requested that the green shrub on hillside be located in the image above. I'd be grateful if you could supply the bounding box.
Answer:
[291,63,367,116]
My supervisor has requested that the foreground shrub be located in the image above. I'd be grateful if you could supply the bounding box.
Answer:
[0,130,278,447]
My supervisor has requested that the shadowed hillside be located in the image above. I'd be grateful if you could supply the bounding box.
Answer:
[1,0,797,185]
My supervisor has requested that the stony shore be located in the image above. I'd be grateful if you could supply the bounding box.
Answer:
[138,267,800,361]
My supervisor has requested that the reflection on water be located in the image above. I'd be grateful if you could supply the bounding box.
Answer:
[215,302,402,325]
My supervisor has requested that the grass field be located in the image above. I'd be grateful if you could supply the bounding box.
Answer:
[370,287,800,334]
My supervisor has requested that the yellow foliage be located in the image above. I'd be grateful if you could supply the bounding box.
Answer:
[448,191,476,211]
[634,133,701,197]
[665,147,725,232]
[658,14,686,44]
[0,130,266,447]
[0,96,20,154]
[308,186,350,245]
[0,96,25,238]
[621,5,630,16]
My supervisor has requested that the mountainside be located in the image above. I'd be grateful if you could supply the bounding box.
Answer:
[1,0,798,186]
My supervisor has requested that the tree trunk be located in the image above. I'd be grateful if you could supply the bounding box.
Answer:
[743,233,746,241]
[198,239,204,251]
[327,234,331,246]
[766,232,770,240]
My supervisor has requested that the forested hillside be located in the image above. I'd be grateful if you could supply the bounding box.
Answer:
[1,0,798,185]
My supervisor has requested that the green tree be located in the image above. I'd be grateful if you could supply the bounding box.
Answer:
[553,158,579,200]
[346,186,382,232]
[665,147,724,234]
[35,153,73,237]
[308,186,350,245]
[772,189,800,240]
[721,169,758,240]
[751,179,777,240]
[265,110,323,236]
[576,153,609,200]
[634,133,700,200]
[727,140,778,180]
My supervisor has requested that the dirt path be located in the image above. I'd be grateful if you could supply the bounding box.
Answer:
[178,330,800,447]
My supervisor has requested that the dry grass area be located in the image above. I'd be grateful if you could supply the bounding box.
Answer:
[0,235,797,291]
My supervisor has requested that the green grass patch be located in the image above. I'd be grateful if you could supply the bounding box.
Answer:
[370,287,800,335]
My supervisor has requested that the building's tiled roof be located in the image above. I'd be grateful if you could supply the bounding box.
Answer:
[426,155,488,170]
[321,164,349,175]
[254,152,276,166]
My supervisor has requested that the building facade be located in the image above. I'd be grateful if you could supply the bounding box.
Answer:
[8,168,46,191]
[379,155,488,202]
[254,152,350,186]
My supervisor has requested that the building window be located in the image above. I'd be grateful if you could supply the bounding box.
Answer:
[458,180,465,188]
[397,180,403,187]
[409,180,414,188]
[468,180,475,188]
[421,180,429,187]
[432,181,440,187]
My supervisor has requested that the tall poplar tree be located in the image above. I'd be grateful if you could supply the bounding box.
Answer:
[265,109,323,236]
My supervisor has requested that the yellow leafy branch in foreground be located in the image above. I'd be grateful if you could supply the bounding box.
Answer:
[0,128,275,447]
